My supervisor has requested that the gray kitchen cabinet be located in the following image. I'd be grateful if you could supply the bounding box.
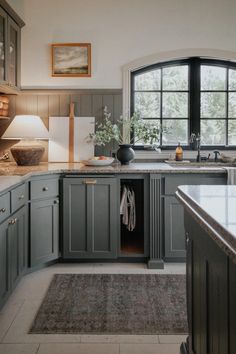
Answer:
[150,173,227,266]
[162,173,226,261]
[29,176,60,268]
[63,177,118,259]
[0,2,24,93]
[30,197,59,267]
[164,196,186,260]
[0,218,9,307]
[182,211,231,354]
[0,205,27,309]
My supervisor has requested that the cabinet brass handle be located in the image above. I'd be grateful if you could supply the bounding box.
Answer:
[0,208,6,213]
[43,187,49,191]
[83,180,97,185]
[18,195,24,200]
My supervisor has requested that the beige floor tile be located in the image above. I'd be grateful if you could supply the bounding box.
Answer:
[120,343,180,354]
[3,301,80,344]
[0,301,24,342]
[0,343,39,354]
[80,334,159,343]
[38,343,119,354]
[9,274,53,302]
[159,334,187,344]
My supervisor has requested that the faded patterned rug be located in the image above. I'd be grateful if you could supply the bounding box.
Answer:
[30,274,188,334]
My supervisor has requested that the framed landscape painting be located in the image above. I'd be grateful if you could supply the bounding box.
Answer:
[51,43,91,77]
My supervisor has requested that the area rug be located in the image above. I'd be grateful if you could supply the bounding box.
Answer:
[30,274,188,334]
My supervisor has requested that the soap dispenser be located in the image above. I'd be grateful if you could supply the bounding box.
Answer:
[175,142,183,161]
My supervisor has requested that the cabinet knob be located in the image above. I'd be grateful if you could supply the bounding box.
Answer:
[43,187,49,191]
[0,208,6,213]
[8,219,14,225]
[83,180,97,185]
[18,194,24,200]
[14,218,17,224]
[54,200,59,204]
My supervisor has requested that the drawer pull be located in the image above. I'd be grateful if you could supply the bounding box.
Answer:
[43,187,49,191]
[8,219,14,225]
[0,208,6,213]
[18,194,24,200]
[54,200,59,204]
[83,180,97,185]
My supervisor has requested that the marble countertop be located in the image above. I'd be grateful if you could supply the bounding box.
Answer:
[0,162,226,195]
[0,161,227,176]
[176,185,236,263]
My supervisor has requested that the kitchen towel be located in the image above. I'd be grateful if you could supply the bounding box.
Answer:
[120,185,136,231]
[225,167,236,185]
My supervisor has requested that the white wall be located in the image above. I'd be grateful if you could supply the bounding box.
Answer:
[8,0,236,89]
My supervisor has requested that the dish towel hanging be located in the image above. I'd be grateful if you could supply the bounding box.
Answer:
[120,185,136,231]
[224,167,236,185]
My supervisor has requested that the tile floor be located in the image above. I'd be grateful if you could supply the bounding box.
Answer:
[0,263,187,354]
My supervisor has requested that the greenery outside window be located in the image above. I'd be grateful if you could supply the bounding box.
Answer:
[131,58,236,149]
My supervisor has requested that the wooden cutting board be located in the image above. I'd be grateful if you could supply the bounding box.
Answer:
[48,116,95,162]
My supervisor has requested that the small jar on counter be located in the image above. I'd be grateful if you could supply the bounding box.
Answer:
[175,142,183,161]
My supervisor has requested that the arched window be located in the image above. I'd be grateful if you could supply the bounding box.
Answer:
[131,58,236,148]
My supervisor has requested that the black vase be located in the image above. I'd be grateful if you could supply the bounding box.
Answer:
[116,144,135,165]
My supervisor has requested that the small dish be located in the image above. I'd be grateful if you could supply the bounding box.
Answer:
[84,158,114,166]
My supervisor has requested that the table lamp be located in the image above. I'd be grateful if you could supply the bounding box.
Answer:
[1,115,50,166]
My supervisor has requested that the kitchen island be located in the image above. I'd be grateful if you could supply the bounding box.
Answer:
[176,185,236,354]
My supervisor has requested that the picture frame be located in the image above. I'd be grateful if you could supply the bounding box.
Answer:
[51,43,91,77]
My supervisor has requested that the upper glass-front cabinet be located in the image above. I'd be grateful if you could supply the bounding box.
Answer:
[0,7,7,83]
[8,17,20,87]
[0,4,22,92]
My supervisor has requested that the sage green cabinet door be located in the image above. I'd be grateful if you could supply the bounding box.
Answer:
[30,198,59,267]
[164,196,186,259]
[9,206,28,288]
[63,177,118,259]
[0,206,27,310]
[0,219,9,307]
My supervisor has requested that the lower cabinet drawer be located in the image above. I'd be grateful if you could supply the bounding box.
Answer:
[0,192,10,223]
[11,184,27,213]
[30,178,59,200]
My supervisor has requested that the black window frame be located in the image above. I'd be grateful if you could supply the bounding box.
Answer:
[130,57,236,150]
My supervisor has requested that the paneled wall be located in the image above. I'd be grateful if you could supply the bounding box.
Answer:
[0,89,122,161]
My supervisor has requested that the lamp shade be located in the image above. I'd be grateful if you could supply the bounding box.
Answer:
[1,115,50,139]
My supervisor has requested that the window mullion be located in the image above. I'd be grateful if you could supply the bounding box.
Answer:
[190,58,201,136]
[160,67,163,146]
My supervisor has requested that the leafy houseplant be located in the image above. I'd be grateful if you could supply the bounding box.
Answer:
[87,106,161,164]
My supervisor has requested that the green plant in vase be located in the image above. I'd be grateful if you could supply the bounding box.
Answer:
[87,106,161,164]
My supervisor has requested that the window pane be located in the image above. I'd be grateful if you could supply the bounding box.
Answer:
[134,92,160,118]
[201,120,226,145]
[229,69,236,90]
[134,119,160,145]
[228,120,236,145]
[162,120,188,145]
[201,65,226,90]
[229,93,236,118]
[134,69,161,90]
[162,92,188,118]
[162,65,188,90]
[201,92,226,118]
